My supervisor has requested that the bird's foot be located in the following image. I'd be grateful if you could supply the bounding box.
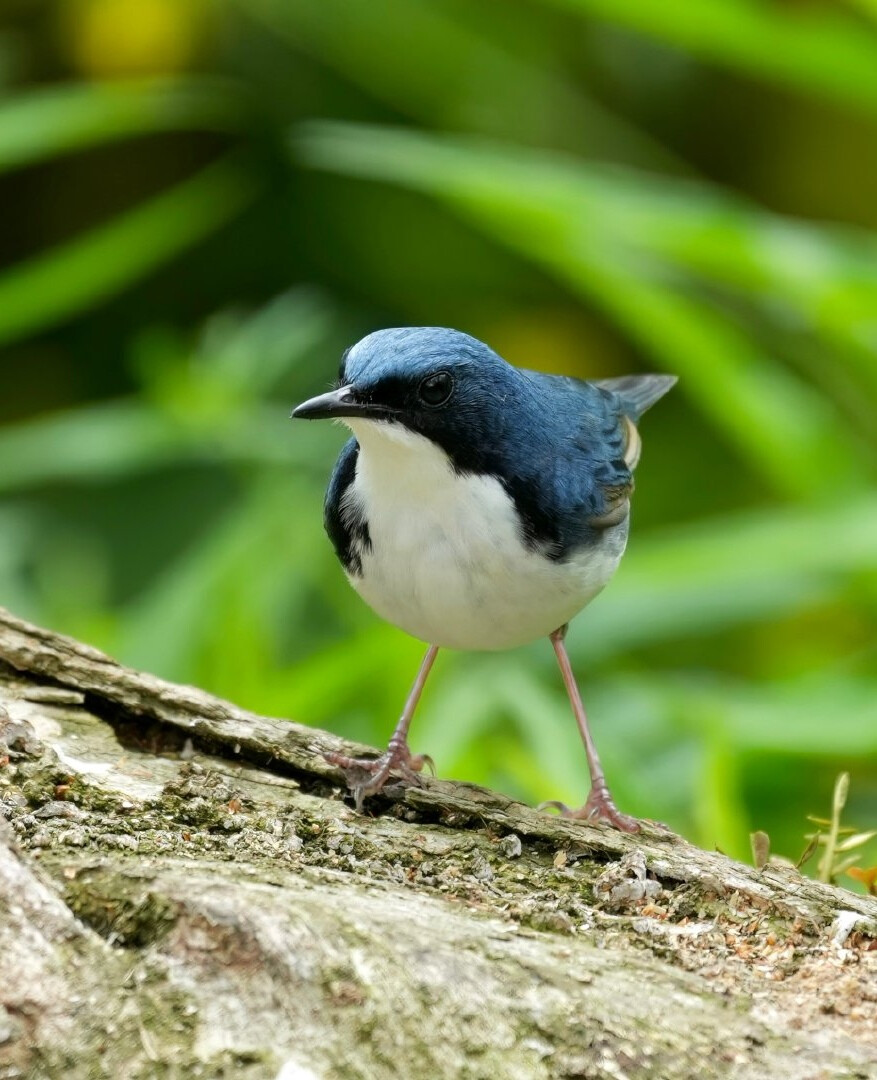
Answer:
[325,740,435,811]
[539,779,642,833]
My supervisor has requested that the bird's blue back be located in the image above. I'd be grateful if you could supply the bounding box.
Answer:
[326,327,657,563]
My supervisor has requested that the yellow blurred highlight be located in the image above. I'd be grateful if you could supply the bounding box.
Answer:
[61,0,208,78]
[483,308,629,379]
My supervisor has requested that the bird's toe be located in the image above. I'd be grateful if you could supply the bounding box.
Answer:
[324,742,433,809]
[538,793,642,833]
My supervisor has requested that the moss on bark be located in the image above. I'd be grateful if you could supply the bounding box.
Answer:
[1,607,876,1079]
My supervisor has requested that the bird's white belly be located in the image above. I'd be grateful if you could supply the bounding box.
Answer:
[342,421,627,651]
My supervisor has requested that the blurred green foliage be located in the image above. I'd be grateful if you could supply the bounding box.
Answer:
[1,0,875,876]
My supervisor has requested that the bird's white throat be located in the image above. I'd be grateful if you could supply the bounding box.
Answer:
[340,418,627,651]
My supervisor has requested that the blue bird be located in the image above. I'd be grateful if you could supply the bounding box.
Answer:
[292,327,676,831]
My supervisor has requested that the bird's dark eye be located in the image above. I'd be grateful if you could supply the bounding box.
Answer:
[418,371,453,407]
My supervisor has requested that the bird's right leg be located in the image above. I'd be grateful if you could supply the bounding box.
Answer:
[325,644,438,811]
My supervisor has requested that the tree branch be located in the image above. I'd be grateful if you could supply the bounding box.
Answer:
[1,606,875,1079]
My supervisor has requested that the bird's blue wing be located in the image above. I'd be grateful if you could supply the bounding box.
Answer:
[504,374,637,560]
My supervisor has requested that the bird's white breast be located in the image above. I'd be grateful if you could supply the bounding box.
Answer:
[341,420,627,651]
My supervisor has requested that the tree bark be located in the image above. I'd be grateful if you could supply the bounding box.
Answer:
[0,606,875,1080]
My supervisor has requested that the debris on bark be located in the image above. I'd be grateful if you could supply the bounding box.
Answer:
[1,607,875,1079]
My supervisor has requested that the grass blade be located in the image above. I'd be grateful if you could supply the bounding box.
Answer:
[547,0,877,117]
[0,78,247,174]
[0,154,259,347]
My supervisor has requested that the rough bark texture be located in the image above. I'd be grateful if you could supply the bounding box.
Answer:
[0,606,875,1080]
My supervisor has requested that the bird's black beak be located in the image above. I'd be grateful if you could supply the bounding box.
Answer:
[290,385,387,421]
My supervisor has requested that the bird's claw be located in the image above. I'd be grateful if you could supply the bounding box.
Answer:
[538,782,642,833]
[325,744,434,811]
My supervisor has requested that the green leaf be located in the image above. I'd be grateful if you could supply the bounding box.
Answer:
[0,78,247,175]
[836,831,877,853]
[0,154,259,347]
[796,833,820,870]
[0,399,334,492]
[550,167,877,401]
[546,0,877,117]
[240,0,677,168]
[579,495,877,659]
[0,508,39,618]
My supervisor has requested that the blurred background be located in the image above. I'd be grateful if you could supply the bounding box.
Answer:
[1,0,876,878]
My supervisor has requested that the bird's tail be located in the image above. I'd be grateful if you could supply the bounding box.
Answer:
[594,374,678,420]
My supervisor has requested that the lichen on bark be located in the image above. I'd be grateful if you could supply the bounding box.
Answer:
[1,607,876,1080]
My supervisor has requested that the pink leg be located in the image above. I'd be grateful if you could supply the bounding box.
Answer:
[326,644,439,810]
[542,626,641,832]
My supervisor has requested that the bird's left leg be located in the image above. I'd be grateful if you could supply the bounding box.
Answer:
[325,644,438,811]
[541,626,641,833]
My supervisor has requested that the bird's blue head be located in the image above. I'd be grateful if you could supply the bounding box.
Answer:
[292,327,523,464]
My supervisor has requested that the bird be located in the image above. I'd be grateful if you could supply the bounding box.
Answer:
[292,327,676,831]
